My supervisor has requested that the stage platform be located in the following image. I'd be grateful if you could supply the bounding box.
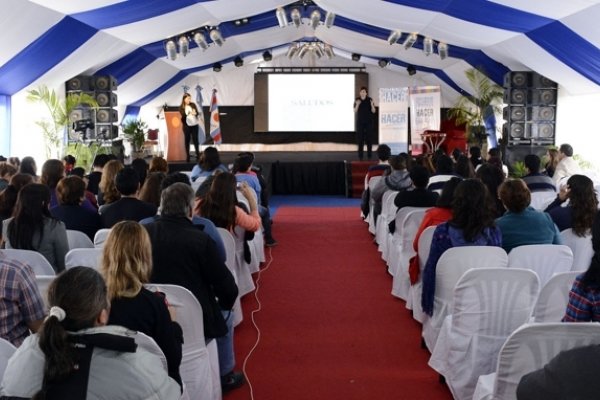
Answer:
[167,151,375,196]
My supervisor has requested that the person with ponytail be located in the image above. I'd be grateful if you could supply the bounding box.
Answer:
[0,267,180,399]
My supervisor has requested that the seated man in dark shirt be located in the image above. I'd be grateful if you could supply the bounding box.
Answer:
[100,167,157,228]
[521,154,556,193]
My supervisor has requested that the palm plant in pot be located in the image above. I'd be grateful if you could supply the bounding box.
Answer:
[447,67,504,149]
[121,118,148,157]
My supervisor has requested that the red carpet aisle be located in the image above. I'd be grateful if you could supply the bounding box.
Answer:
[229,207,452,400]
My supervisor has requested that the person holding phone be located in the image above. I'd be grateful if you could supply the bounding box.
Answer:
[354,86,376,160]
[179,93,201,162]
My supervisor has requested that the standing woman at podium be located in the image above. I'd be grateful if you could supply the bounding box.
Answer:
[179,93,200,163]
[354,86,376,160]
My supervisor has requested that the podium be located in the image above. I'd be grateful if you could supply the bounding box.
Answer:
[164,111,186,162]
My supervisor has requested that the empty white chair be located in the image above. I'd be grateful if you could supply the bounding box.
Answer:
[508,244,573,286]
[529,191,556,211]
[65,248,103,270]
[429,268,539,400]
[531,271,580,322]
[375,190,399,256]
[406,225,436,323]
[473,322,600,400]
[0,337,16,381]
[422,246,508,352]
[217,227,243,327]
[144,283,221,400]
[66,229,94,250]
[1,249,55,276]
[35,275,55,310]
[560,228,594,271]
[93,228,111,248]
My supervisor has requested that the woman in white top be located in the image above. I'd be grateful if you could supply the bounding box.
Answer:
[179,93,201,162]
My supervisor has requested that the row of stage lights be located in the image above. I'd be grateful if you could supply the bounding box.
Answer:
[275,6,336,29]
[164,27,225,61]
[386,30,449,60]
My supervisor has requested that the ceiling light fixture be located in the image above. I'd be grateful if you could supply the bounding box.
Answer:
[324,11,336,28]
[262,50,273,61]
[165,39,177,60]
[178,36,189,57]
[351,53,361,62]
[402,33,417,49]
[423,37,433,56]
[407,65,416,76]
[387,30,401,45]
[291,8,302,28]
[310,9,321,29]
[193,31,209,50]
[438,42,448,60]
[213,62,222,72]
[234,56,244,67]
[276,7,288,27]
[286,43,299,59]
[323,44,335,59]
[209,28,224,46]
[298,44,311,59]
[378,59,389,68]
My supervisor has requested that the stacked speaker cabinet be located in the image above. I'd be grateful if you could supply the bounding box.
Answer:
[502,71,557,147]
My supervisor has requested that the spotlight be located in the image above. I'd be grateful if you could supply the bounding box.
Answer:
[234,18,249,26]
[276,7,288,27]
[286,43,299,59]
[324,11,336,28]
[402,33,417,49]
[298,43,311,59]
[165,39,177,60]
[438,42,448,60]
[291,8,301,28]
[351,53,361,62]
[234,56,244,67]
[323,44,335,59]
[310,9,321,29]
[213,62,222,72]
[423,37,433,56]
[407,65,416,76]
[378,59,389,68]
[312,43,323,58]
[262,50,273,62]
[193,31,209,50]
[178,36,189,57]
[387,30,401,45]
[209,28,224,46]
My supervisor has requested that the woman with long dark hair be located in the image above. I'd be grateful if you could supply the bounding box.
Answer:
[0,267,180,399]
[2,183,69,272]
[179,93,201,162]
[101,221,183,388]
[98,159,123,208]
[190,146,228,182]
[421,179,502,315]
[545,174,598,234]
[0,173,33,223]
[18,156,38,181]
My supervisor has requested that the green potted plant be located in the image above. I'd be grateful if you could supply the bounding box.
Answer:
[121,118,148,155]
[447,67,504,149]
[27,86,98,159]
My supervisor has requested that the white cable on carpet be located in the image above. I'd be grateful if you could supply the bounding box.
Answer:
[242,246,274,400]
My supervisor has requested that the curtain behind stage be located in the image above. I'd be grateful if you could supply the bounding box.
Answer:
[165,111,186,161]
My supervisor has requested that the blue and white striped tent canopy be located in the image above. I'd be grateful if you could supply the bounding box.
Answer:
[1,0,600,157]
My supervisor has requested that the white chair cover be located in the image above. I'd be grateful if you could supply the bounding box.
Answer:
[366,176,382,234]
[529,191,557,211]
[35,275,55,310]
[93,228,111,248]
[406,225,436,324]
[135,331,169,372]
[375,190,399,258]
[232,225,256,297]
[217,227,243,327]
[429,268,539,400]
[560,228,594,271]
[384,205,424,265]
[421,246,508,352]
[508,244,573,286]
[65,248,103,270]
[530,271,580,322]
[1,249,55,276]
[144,284,221,400]
[473,322,600,400]
[66,230,94,250]
[0,337,16,381]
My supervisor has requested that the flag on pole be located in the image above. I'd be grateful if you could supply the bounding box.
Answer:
[209,89,222,144]
[195,84,206,145]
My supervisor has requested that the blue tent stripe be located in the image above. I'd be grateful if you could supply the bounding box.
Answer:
[123,105,141,121]
[0,17,97,95]
[96,48,157,84]
[527,21,600,86]
[129,71,189,107]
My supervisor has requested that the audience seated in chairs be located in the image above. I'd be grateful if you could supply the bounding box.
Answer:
[394,165,439,210]
[421,179,502,316]
[42,159,95,213]
[553,143,581,187]
[522,154,556,193]
[495,179,562,253]
[130,157,149,187]
[190,146,228,182]
[0,162,16,192]
[454,155,475,179]
[476,163,506,218]
[0,250,45,347]
[143,182,244,393]
[85,153,109,195]
[0,267,180,399]
[545,174,598,233]
[0,173,33,224]
[148,156,169,174]
[50,176,101,241]
[97,159,124,208]
[101,221,183,388]
[427,154,457,193]
[364,144,392,188]
[469,146,483,170]
[138,171,167,209]
[2,184,69,273]
[69,167,99,209]
[18,156,38,182]
[370,154,412,223]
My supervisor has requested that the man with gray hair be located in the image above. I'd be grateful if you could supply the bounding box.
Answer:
[553,143,581,187]
[143,182,244,392]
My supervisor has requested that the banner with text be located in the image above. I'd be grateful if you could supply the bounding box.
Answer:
[409,86,441,155]
[378,87,409,154]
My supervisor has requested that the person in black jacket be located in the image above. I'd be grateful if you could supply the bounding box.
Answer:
[143,182,244,393]
[354,86,376,160]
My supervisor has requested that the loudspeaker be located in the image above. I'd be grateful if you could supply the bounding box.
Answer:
[92,75,118,91]
[529,89,557,105]
[95,124,119,140]
[527,106,555,121]
[531,73,557,89]
[95,92,118,107]
[96,108,118,123]
[503,106,526,122]
[504,88,527,105]
[505,144,548,168]
[68,108,91,122]
[66,76,91,92]
[504,71,531,88]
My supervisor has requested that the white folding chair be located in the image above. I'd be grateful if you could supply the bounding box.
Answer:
[375,190,399,256]
[473,322,600,400]
[217,227,243,327]
[65,248,103,270]
[388,207,429,298]
[560,228,594,271]
[66,229,94,250]
[144,284,221,400]
[0,337,16,381]
[366,176,382,234]
[1,249,55,276]
[232,225,256,297]
[93,228,111,248]
[421,246,508,352]
[406,225,436,323]
[529,191,557,211]
[429,268,539,400]
[508,244,573,286]
[530,271,580,322]
[35,275,55,310]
